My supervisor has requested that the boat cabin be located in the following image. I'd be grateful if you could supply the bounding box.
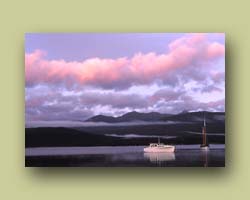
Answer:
[149,143,164,147]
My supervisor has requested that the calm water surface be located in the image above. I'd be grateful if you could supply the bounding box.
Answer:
[25,145,225,167]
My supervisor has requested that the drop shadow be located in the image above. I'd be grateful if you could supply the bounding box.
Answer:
[24,34,234,182]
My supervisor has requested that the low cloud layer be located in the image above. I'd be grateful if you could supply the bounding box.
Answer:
[25,85,225,121]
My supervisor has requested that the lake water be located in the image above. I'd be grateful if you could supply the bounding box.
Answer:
[25,145,225,167]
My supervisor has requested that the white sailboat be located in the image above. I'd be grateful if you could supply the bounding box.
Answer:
[143,137,175,153]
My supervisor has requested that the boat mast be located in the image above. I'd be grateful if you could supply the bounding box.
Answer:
[202,112,207,145]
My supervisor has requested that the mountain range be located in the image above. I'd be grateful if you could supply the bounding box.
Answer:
[26,111,225,148]
[85,111,225,123]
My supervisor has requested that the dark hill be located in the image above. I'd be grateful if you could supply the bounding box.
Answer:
[25,127,115,147]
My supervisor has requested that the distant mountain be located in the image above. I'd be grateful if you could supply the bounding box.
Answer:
[162,111,225,123]
[85,111,172,123]
[86,115,116,123]
[85,111,225,123]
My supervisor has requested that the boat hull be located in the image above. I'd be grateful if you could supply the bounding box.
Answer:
[200,146,209,151]
[144,146,175,153]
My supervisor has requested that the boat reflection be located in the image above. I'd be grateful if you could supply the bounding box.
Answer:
[201,149,209,167]
[144,152,175,162]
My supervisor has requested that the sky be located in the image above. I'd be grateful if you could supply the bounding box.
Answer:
[25,33,225,123]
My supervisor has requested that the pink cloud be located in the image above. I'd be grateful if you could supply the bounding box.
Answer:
[168,33,206,50]
[25,34,225,89]
[206,42,225,59]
